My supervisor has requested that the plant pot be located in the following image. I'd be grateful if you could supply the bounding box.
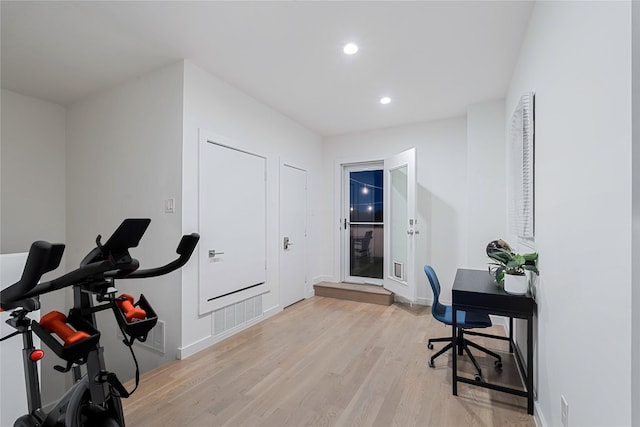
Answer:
[504,273,528,295]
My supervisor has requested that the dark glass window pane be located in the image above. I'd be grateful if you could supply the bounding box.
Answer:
[349,170,383,223]
[350,224,384,279]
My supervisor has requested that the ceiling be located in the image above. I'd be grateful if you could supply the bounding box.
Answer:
[1,1,534,137]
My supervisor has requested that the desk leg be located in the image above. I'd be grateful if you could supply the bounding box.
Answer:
[452,307,458,396]
[527,314,534,415]
[509,317,514,353]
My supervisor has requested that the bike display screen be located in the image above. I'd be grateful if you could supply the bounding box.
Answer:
[102,218,151,252]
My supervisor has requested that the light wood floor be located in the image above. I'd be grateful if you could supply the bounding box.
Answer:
[123,297,535,426]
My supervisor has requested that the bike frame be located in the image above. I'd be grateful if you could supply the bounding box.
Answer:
[10,276,126,426]
[1,219,199,427]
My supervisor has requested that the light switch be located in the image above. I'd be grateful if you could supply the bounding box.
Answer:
[164,198,175,213]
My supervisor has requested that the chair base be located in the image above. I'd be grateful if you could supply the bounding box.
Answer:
[427,328,504,381]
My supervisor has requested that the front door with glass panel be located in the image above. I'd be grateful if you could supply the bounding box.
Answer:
[343,163,384,284]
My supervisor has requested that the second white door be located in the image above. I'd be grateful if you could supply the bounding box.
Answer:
[280,164,307,308]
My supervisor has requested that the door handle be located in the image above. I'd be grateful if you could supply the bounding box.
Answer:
[284,237,293,250]
[209,249,225,258]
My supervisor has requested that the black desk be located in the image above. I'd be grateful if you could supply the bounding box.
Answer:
[452,268,536,415]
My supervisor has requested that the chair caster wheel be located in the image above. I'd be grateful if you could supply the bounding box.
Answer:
[428,360,435,368]
[474,374,482,382]
[427,343,434,350]
[494,360,503,368]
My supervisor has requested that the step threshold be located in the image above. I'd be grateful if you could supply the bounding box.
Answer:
[313,282,394,306]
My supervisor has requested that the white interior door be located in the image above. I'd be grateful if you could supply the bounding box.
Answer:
[383,148,418,302]
[199,139,267,314]
[280,164,307,308]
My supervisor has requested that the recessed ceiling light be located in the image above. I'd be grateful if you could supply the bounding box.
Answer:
[343,43,358,55]
[380,97,392,105]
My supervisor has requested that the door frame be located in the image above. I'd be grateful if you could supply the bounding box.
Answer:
[341,162,384,285]
[333,150,418,302]
[333,155,383,284]
[198,134,268,315]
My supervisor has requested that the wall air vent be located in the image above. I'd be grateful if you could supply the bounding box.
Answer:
[213,294,263,337]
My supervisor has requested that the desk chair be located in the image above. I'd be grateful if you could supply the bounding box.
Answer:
[425,265,503,381]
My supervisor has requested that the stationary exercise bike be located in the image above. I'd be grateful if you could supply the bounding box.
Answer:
[0,219,199,427]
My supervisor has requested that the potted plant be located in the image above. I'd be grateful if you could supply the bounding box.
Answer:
[486,239,538,295]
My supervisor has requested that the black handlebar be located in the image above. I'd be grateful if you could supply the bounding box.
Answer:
[113,233,199,279]
[0,220,199,310]
[24,259,123,299]
[0,241,65,310]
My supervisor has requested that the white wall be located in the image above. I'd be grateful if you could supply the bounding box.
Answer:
[632,1,640,425]
[66,62,184,378]
[466,100,507,269]
[180,61,323,357]
[2,57,324,402]
[323,108,506,305]
[1,89,66,252]
[506,2,632,426]
[323,117,488,305]
[0,89,68,405]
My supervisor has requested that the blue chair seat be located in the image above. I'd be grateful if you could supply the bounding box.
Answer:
[433,306,492,329]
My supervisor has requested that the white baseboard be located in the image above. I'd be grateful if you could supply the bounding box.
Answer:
[263,304,282,319]
[177,334,214,360]
[178,305,283,360]
[534,406,547,427]
[417,296,432,306]
[394,294,429,306]
[312,275,333,284]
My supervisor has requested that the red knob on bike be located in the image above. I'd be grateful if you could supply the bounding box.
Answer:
[30,349,45,361]
[39,311,90,346]
[116,294,146,322]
